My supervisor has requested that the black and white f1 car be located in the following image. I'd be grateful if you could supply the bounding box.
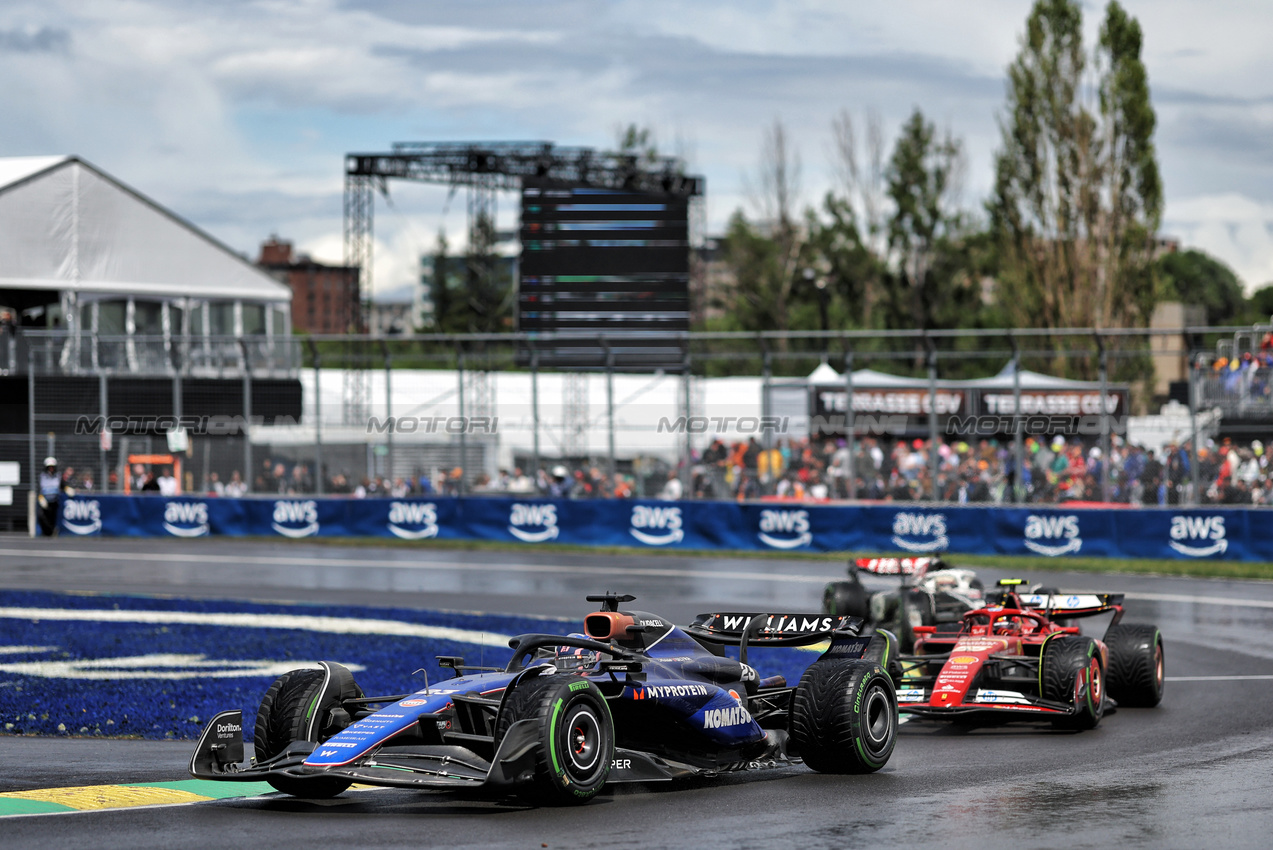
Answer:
[823,557,985,651]
[191,594,899,805]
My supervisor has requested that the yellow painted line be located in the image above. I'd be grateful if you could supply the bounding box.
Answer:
[0,780,276,818]
[1,784,210,811]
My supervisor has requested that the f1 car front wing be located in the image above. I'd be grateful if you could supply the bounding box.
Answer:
[190,710,716,792]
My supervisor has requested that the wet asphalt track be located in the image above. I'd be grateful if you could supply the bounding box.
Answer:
[2,535,1273,849]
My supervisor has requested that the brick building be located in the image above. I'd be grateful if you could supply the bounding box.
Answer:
[257,237,361,333]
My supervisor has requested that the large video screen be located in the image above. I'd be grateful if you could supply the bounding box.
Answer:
[518,179,690,368]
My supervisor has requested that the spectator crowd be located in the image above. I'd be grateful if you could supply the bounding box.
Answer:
[53,434,1273,507]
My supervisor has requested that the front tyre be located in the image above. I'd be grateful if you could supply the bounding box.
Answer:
[1042,636,1104,730]
[254,665,361,798]
[495,674,614,805]
[790,660,896,774]
[1104,624,1165,707]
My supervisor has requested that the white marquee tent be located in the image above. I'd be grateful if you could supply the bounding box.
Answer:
[0,155,290,339]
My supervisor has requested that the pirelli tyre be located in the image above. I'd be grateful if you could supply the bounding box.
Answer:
[863,629,903,686]
[789,660,897,774]
[1041,636,1105,730]
[495,674,614,805]
[1104,624,1165,707]
[822,581,871,620]
[896,589,935,652]
[253,665,362,798]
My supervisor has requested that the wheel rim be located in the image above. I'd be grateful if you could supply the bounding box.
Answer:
[861,685,893,751]
[1154,644,1164,689]
[563,705,602,774]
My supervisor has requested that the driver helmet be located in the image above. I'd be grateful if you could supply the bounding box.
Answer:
[44,457,57,469]
[554,633,601,670]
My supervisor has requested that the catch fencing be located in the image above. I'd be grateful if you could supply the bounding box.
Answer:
[2,323,1270,531]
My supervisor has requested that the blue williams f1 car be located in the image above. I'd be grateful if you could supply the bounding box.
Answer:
[191,593,899,805]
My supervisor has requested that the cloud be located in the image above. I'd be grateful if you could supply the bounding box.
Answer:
[0,0,1270,301]
[1164,194,1273,290]
[0,25,69,53]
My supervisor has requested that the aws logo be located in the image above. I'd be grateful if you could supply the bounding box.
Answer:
[162,501,209,537]
[508,503,558,543]
[891,512,948,552]
[1024,514,1081,556]
[630,505,683,546]
[1169,515,1227,557]
[61,499,102,535]
[271,500,319,538]
[387,501,438,540]
[758,509,811,549]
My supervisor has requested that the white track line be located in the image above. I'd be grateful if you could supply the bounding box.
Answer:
[1165,675,1273,682]
[0,547,836,584]
[0,607,514,646]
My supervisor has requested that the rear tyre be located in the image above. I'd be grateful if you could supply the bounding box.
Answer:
[254,666,361,797]
[863,629,903,686]
[790,660,896,773]
[896,589,934,652]
[823,581,871,620]
[495,674,614,805]
[1041,636,1104,731]
[1104,624,1165,707]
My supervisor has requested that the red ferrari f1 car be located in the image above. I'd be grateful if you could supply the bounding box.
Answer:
[895,579,1164,729]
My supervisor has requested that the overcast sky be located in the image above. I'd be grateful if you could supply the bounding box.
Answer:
[2,0,1271,300]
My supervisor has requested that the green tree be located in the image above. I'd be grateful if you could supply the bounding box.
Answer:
[463,210,513,333]
[616,123,660,166]
[882,109,968,331]
[718,210,790,331]
[1096,1,1163,328]
[990,0,1162,364]
[807,192,882,329]
[425,228,457,332]
[1156,248,1246,325]
[1248,283,1273,322]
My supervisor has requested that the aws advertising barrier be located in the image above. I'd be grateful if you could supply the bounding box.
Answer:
[57,495,1273,562]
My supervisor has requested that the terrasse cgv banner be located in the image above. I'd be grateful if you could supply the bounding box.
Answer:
[57,494,1273,562]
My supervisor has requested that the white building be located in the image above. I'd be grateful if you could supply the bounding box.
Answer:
[0,155,291,372]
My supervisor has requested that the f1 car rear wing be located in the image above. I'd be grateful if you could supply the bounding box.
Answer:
[687,612,864,647]
[851,556,944,586]
[1017,592,1125,619]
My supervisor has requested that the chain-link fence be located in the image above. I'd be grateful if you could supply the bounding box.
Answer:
[3,323,1272,531]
